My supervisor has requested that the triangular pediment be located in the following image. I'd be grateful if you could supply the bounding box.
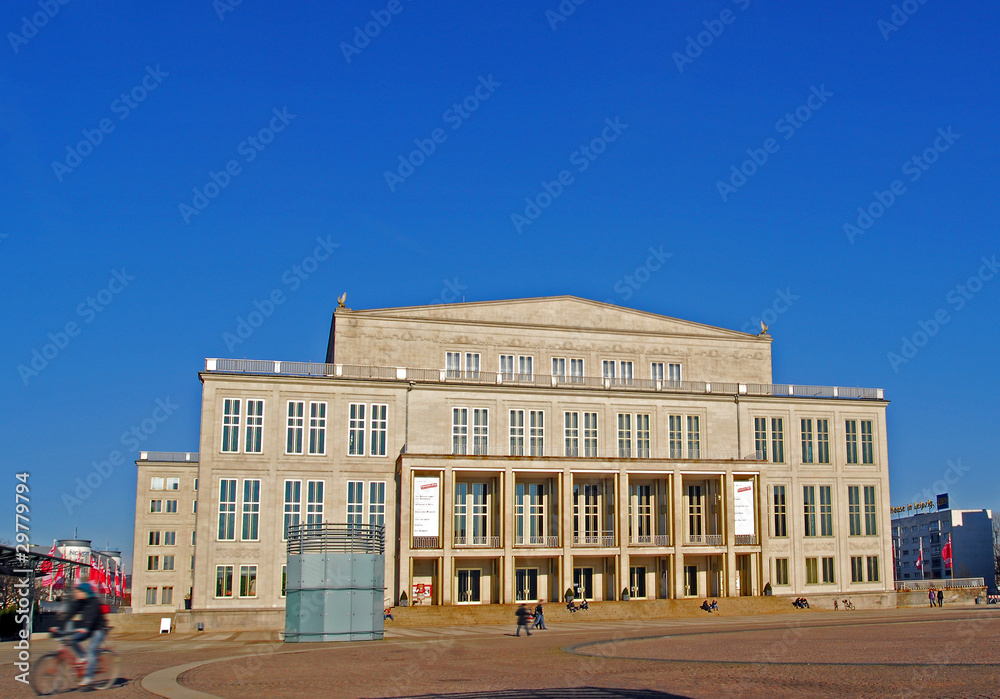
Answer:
[342,296,756,340]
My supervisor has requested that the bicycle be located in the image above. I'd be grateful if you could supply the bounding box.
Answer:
[842,598,856,610]
[30,631,120,695]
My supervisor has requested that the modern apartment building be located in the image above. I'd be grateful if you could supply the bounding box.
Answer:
[892,508,996,593]
[135,296,893,614]
[130,452,198,612]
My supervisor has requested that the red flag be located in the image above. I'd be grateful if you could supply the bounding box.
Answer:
[942,535,953,569]
[915,540,923,570]
[89,554,99,584]
[115,570,123,598]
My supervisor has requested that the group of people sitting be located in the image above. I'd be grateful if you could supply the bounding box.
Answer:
[700,599,720,612]
[566,598,589,612]
[792,597,810,609]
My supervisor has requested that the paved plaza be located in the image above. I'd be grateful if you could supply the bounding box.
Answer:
[4,608,999,698]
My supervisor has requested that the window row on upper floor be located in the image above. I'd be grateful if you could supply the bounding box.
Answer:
[446,352,683,384]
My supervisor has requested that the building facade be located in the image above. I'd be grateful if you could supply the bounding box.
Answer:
[136,297,894,613]
[129,452,198,612]
[892,508,996,593]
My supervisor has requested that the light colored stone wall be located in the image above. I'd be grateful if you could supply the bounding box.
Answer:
[131,461,197,613]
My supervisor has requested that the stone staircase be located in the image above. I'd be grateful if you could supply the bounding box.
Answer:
[390,596,814,627]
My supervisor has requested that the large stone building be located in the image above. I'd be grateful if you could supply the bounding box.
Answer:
[133,296,893,614]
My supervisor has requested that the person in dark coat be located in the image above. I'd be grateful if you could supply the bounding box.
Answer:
[937,589,944,607]
[515,604,532,636]
[532,602,546,630]
[51,583,108,686]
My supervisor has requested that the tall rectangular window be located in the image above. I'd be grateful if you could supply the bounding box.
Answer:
[774,558,789,586]
[602,360,616,381]
[867,555,880,582]
[148,531,160,546]
[686,416,700,459]
[369,404,387,456]
[446,352,462,378]
[244,399,264,453]
[851,556,864,583]
[651,362,664,381]
[146,587,157,605]
[564,412,579,457]
[518,356,533,381]
[820,485,833,536]
[150,500,162,513]
[165,500,178,513]
[619,360,634,385]
[805,558,818,584]
[218,479,237,540]
[629,483,652,541]
[306,480,324,525]
[166,478,179,490]
[551,357,566,382]
[241,479,260,541]
[286,401,304,454]
[515,483,545,543]
[754,417,768,459]
[151,477,164,490]
[848,486,861,536]
[348,403,366,455]
[283,480,301,540]
[369,481,386,528]
[472,408,489,455]
[310,402,327,455]
[570,358,585,383]
[773,485,787,537]
[583,412,598,456]
[222,399,241,452]
[216,565,233,598]
[239,565,257,597]
[528,410,544,456]
[861,420,874,464]
[617,413,632,458]
[803,485,816,537]
[801,419,814,464]
[162,587,173,605]
[669,415,683,459]
[509,410,525,456]
[163,556,175,571]
[845,420,859,464]
[465,352,480,379]
[667,363,682,382]
[771,418,784,463]
[500,354,515,380]
[452,408,469,455]
[816,419,830,463]
[636,414,650,458]
[281,565,287,598]
[864,486,878,535]
[147,556,159,571]
[164,531,176,545]
[822,557,835,584]
[347,481,364,526]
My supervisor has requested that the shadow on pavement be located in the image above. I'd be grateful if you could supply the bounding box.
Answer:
[370,688,694,698]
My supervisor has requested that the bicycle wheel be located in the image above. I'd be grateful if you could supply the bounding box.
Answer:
[91,649,120,690]
[30,653,70,696]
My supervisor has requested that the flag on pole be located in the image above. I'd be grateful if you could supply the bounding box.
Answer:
[916,537,924,574]
[942,534,953,569]
[115,569,123,599]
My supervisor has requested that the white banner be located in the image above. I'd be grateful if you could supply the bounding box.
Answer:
[412,476,440,537]
[734,481,755,536]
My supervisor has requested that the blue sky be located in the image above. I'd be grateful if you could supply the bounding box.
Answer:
[2,1,997,569]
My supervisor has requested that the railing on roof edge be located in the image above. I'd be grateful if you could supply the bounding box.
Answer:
[204,359,884,400]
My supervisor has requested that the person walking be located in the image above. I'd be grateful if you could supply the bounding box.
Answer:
[937,589,944,608]
[514,604,532,636]
[928,588,936,607]
[532,602,546,630]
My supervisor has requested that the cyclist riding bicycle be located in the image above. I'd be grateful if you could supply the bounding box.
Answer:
[50,582,108,687]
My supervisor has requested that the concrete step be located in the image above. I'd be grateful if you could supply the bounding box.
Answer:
[389,596,817,627]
